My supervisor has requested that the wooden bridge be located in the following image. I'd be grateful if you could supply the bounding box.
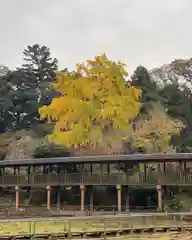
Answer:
[0,153,192,214]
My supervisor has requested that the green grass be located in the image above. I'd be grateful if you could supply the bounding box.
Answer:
[0,216,186,236]
[117,234,191,240]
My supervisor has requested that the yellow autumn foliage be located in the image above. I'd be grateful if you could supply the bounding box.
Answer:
[130,103,183,153]
[39,55,141,148]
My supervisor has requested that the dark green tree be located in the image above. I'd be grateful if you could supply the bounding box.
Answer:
[159,83,192,152]
[131,65,192,153]
[131,66,161,114]
[22,44,58,82]
[0,44,59,131]
[0,70,38,130]
[21,44,58,105]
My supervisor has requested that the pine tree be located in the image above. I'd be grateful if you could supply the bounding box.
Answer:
[39,55,141,148]
[0,45,58,131]
[21,44,58,106]
[22,44,58,83]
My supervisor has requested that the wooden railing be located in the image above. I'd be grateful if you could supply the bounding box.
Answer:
[0,171,192,186]
[0,204,159,218]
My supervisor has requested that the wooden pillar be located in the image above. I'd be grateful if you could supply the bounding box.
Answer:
[80,184,85,211]
[184,161,187,183]
[0,167,4,198]
[48,164,51,183]
[116,184,121,212]
[157,185,162,212]
[74,163,77,172]
[31,166,35,185]
[125,186,130,212]
[107,164,110,174]
[184,161,187,173]
[144,164,147,181]
[57,186,61,211]
[26,166,31,205]
[15,186,20,211]
[46,185,51,211]
[157,164,161,175]
[90,187,93,212]
[80,164,84,182]
[100,164,104,182]
[179,160,183,176]
[28,166,31,184]
[163,162,166,174]
[179,161,183,192]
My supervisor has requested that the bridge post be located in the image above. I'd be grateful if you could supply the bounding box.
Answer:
[56,186,61,211]
[157,185,162,212]
[80,184,85,211]
[144,164,147,180]
[125,186,130,212]
[116,184,121,212]
[163,162,166,173]
[46,185,51,211]
[15,186,20,211]
[0,167,4,198]
[27,166,31,185]
[90,186,94,212]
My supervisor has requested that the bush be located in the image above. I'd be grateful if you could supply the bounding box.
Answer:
[0,150,6,160]
[33,144,71,158]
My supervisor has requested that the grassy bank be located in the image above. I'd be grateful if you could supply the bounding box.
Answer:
[119,234,192,239]
[0,215,186,236]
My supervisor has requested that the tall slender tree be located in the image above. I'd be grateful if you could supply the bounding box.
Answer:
[22,44,58,83]
[21,44,58,105]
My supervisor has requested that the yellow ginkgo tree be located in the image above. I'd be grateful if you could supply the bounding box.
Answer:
[39,54,141,149]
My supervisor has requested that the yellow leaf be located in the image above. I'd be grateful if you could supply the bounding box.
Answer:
[39,54,141,148]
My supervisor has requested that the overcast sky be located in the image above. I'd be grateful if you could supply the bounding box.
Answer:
[0,0,192,74]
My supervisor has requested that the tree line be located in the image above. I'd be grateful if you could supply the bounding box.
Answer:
[0,44,191,160]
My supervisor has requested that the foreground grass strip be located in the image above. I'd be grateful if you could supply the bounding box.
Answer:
[0,216,187,236]
[117,233,192,239]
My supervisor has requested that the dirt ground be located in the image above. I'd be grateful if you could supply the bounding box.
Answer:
[125,232,192,239]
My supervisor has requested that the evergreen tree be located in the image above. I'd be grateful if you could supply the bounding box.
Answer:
[0,44,59,131]
[159,83,192,152]
[131,65,192,152]
[22,44,58,83]
[21,44,58,105]
[131,66,161,114]
[0,70,38,130]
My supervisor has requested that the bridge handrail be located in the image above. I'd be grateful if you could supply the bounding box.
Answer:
[0,171,190,185]
[0,211,192,222]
